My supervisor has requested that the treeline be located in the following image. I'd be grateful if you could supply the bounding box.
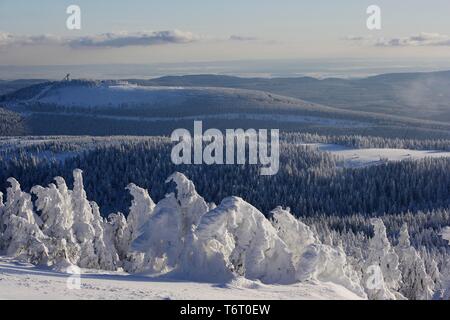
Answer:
[2,137,450,220]
[284,132,450,151]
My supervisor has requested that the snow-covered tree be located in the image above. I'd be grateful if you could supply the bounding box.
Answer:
[192,197,296,284]
[270,207,365,297]
[31,181,79,266]
[270,207,318,266]
[130,173,209,273]
[91,202,119,270]
[121,184,156,271]
[0,191,5,250]
[440,227,450,300]
[395,224,434,300]
[125,183,155,243]
[70,169,98,268]
[1,178,49,265]
[363,218,404,300]
[105,212,129,260]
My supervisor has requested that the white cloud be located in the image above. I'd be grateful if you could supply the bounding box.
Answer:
[376,33,450,47]
[229,35,258,41]
[0,32,62,47]
[68,30,198,48]
[344,32,450,47]
[0,30,199,49]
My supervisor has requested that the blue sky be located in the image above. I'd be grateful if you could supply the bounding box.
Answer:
[1,0,450,66]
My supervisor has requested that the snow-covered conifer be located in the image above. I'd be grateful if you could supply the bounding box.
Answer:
[91,202,119,270]
[270,207,365,297]
[1,178,49,264]
[106,212,128,260]
[395,224,434,300]
[31,182,78,266]
[130,173,209,273]
[193,198,296,284]
[440,227,450,300]
[363,218,404,300]
[70,169,99,269]
[126,183,155,243]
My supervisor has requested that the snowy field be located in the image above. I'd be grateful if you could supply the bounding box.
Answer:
[0,257,361,300]
[305,143,450,168]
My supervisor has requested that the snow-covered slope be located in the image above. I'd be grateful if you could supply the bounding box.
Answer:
[5,79,450,137]
[4,80,319,110]
[305,143,450,168]
[0,257,362,300]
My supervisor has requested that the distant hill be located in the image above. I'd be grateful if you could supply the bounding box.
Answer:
[0,79,48,96]
[131,71,450,122]
[2,76,450,138]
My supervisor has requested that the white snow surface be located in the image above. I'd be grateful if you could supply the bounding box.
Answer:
[0,257,362,300]
[33,83,194,107]
[305,143,450,168]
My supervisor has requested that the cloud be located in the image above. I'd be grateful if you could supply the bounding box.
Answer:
[229,35,258,41]
[0,30,269,50]
[0,30,199,49]
[376,33,450,47]
[344,32,450,47]
[343,35,369,41]
[69,30,198,48]
[0,32,62,47]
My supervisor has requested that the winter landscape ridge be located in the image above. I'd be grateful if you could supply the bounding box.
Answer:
[1,72,450,300]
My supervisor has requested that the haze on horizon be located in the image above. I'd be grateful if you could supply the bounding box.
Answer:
[1,0,450,78]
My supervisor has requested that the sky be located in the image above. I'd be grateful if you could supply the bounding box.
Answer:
[0,0,450,71]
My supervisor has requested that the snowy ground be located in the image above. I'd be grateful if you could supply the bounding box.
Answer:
[0,257,361,300]
[305,143,450,168]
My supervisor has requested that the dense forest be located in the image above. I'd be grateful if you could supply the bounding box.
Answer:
[0,133,450,299]
[2,134,450,219]
[0,107,26,136]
